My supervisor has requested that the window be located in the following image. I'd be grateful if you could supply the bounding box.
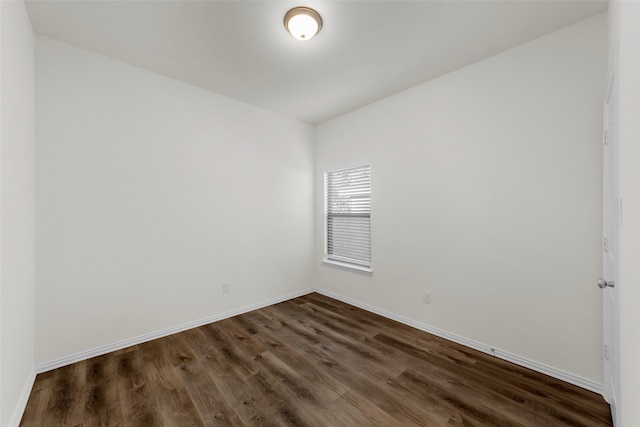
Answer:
[325,165,371,271]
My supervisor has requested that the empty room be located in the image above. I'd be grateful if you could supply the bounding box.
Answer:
[2,0,639,425]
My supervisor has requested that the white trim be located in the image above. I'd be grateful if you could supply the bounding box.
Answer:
[32,286,602,396]
[35,288,314,374]
[315,288,604,395]
[322,259,372,275]
[9,367,36,427]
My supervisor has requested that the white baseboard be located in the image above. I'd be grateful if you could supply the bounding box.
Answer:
[33,286,603,397]
[35,288,314,374]
[314,288,604,395]
[9,367,36,427]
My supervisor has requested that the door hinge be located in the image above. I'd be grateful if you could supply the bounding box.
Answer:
[604,237,609,252]
[604,344,610,361]
[603,130,609,145]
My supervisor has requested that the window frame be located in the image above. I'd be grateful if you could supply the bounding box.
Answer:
[323,164,372,273]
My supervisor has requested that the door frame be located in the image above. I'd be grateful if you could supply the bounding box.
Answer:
[602,50,620,424]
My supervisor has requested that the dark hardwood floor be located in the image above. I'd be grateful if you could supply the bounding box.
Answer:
[20,293,612,426]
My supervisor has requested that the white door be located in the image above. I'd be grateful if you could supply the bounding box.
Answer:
[602,61,620,424]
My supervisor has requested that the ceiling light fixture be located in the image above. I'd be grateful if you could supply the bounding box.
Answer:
[284,7,322,41]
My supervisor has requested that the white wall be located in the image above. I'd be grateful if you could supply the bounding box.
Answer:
[35,36,315,364]
[315,14,606,384]
[0,0,36,425]
[608,2,640,425]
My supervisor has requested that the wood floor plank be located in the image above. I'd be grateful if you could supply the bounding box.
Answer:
[249,307,440,425]
[84,354,124,426]
[137,338,205,427]
[184,326,286,425]
[165,332,244,426]
[115,344,168,427]
[261,303,490,426]
[45,361,87,426]
[20,293,612,427]
[232,317,350,401]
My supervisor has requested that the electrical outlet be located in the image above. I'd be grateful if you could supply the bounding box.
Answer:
[422,290,431,304]
[222,282,230,294]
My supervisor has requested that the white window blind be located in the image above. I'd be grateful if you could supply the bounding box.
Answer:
[325,165,371,269]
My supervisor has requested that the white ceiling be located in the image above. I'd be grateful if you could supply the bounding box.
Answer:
[25,1,607,124]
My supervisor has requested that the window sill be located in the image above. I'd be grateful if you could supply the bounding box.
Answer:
[322,259,373,276]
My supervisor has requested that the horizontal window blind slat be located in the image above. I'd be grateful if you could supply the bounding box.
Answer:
[327,205,370,210]
[327,234,370,241]
[328,212,370,216]
[327,189,369,193]
[327,184,370,190]
[328,217,370,221]
[327,198,370,203]
[326,227,371,236]
[329,218,370,224]
[328,247,370,256]
[328,244,370,249]
[328,254,371,261]
[328,246,370,252]
[327,200,371,206]
[328,247,371,256]
[327,239,370,245]
[327,178,370,184]
[328,238,370,246]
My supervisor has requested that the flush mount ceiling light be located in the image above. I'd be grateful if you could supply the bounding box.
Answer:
[284,7,322,41]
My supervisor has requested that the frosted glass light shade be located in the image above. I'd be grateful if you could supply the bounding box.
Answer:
[284,7,322,41]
